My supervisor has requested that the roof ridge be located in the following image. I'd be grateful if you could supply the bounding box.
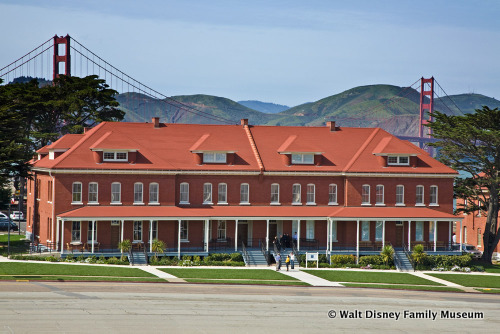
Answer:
[343,128,380,172]
[244,125,265,172]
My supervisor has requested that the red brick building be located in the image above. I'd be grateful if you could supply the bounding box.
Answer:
[26,118,460,257]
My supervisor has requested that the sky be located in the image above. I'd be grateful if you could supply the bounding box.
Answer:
[0,0,499,107]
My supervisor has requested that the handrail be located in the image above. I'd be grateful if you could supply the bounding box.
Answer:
[260,239,270,265]
[241,241,249,266]
[292,241,300,266]
[128,248,134,266]
[403,243,415,271]
[143,244,148,264]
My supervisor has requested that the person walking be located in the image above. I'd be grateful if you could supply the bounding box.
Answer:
[290,252,295,270]
[275,253,281,271]
[285,254,290,271]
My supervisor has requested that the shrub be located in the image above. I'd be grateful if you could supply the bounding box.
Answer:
[44,255,59,262]
[230,253,244,262]
[330,254,356,265]
[359,255,385,266]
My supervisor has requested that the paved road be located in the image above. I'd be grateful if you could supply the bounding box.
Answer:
[0,281,498,333]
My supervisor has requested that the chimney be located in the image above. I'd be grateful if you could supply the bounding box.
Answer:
[326,121,336,132]
[152,117,160,128]
[241,119,248,126]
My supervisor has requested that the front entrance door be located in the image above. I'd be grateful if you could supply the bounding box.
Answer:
[395,224,403,247]
[111,224,120,249]
[238,223,249,247]
[269,223,277,249]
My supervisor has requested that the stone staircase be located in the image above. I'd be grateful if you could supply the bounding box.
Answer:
[394,250,414,272]
[129,251,148,266]
[245,250,269,266]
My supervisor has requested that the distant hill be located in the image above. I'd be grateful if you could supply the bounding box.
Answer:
[237,100,289,114]
[115,85,500,137]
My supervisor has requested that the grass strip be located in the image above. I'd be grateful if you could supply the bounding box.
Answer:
[303,270,441,286]
[0,262,155,277]
[185,279,309,286]
[429,273,500,288]
[160,268,297,280]
[0,275,165,282]
[342,283,462,292]
[480,264,500,274]
[0,235,26,243]
[475,288,500,294]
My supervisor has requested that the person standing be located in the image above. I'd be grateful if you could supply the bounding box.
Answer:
[290,252,295,270]
[275,253,281,271]
[285,254,290,271]
[293,232,298,246]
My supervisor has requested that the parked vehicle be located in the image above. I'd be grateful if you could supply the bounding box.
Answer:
[10,211,24,220]
[0,218,19,231]
[452,243,482,259]
[0,212,8,219]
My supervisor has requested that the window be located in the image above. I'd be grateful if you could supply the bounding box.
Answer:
[133,221,142,241]
[203,152,226,163]
[218,183,227,204]
[180,221,188,240]
[306,220,315,239]
[477,228,482,247]
[429,221,435,242]
[134,182,143,204]
[387,156,410,166]
[361,221,370,241]
[103,151,128,162]
[47,180,53,201]
[396,185,404,205]
[430,186,438,205]
[180,183,189,204]
[271,183,280,204]
[331,221,337,242]
[375,185,384,205]
[306,184,315,204]
[415,221,424,241]
[217,220,226,240]
[72,182,82,203]
[203,183,212,204]
[292,184,301,204]
[416,185,424,205]
[375,221,383,241]
[71,221,81,242]
[291,153,314,164]
[362,185,370,205]
[329,184,338,205]
[87,221,97,242]
[111,182,121,204]
[152,221,158,240]
[149,183,159,204]
[88,182,98,204]
[240,183,249,204]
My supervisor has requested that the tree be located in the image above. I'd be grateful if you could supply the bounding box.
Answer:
[412,244,427,269]
[151,238,166,262]
[380,244,394,267]
[427,106,500,263]
[118,239,132,261]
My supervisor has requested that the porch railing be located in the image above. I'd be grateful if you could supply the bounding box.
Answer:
[260,239,271,265]
[241,241,249,265]
[403,243,415,271]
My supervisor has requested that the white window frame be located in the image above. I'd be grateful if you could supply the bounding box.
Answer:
[152,221,158,240]
[103,151,128,162]
[72,182,82,204]
[180,182,189,204]
[375,184,385,206]
[88,182,98,204]
[240,183,250,205]
[430,185,438,206]
[149,183,159,205]
[387,155,410,166]
[306,220,315,239]
[429,221,436,242]
[292,184,301,205]
[362,184,370,205]
[396,185,405,206]
[111,182,121,204]
[203,152,227,163]
[416,185,425,206]
[415,221,424,241]
[217,220,227,240]
[375,221,383,241]
[331,221,338,242]
[329,184,338,205]
[361,221,370,241]
[134,182,144,204]
[180,221,188,241]
[306,184,316,205]
[291,153,314,164]
[203,183,213,204]
[71,221,81,242]
[133,221,142,242]
[218,183,227,204]
[270,183,280,205]
[87,221,97,243]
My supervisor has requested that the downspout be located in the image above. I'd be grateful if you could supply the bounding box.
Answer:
[49,170,55,250]
[32,173,38,242]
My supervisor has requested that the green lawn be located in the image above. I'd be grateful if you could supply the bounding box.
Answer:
[160,268,298,281]
[0,234,26,243]
[342,283,462,292]
[481,264,500,274]
[303,270,442,286]
[0,262,155,278]
[476,288,500,294]
[185,279,309,286]
[429,273,500,288]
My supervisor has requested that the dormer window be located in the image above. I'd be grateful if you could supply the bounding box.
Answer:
[203,152,227,163]
[387,156,409,166]
[291,153,314,164]
[103,151,128,162]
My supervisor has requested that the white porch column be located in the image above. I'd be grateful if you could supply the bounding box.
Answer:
[297,220,301,251]
[91,220,95,253]
[459,219,463,250]
[326,218,330,253]
[56,218,60,251]
[120,220,124,255]
[149,220,153,253]
[434,220,437,252]
[356,220,359,264]
[205,219,209,252]
[266,219,269,251]
[235,220,239,252]
[329,219,334,252]
[382,220,386,249]
[408,221,411,250]
[448,221,452,249]
[60,220,65,256]
[178,220,181,259]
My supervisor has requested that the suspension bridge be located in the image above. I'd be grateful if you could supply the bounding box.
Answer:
[0,34,464,153]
